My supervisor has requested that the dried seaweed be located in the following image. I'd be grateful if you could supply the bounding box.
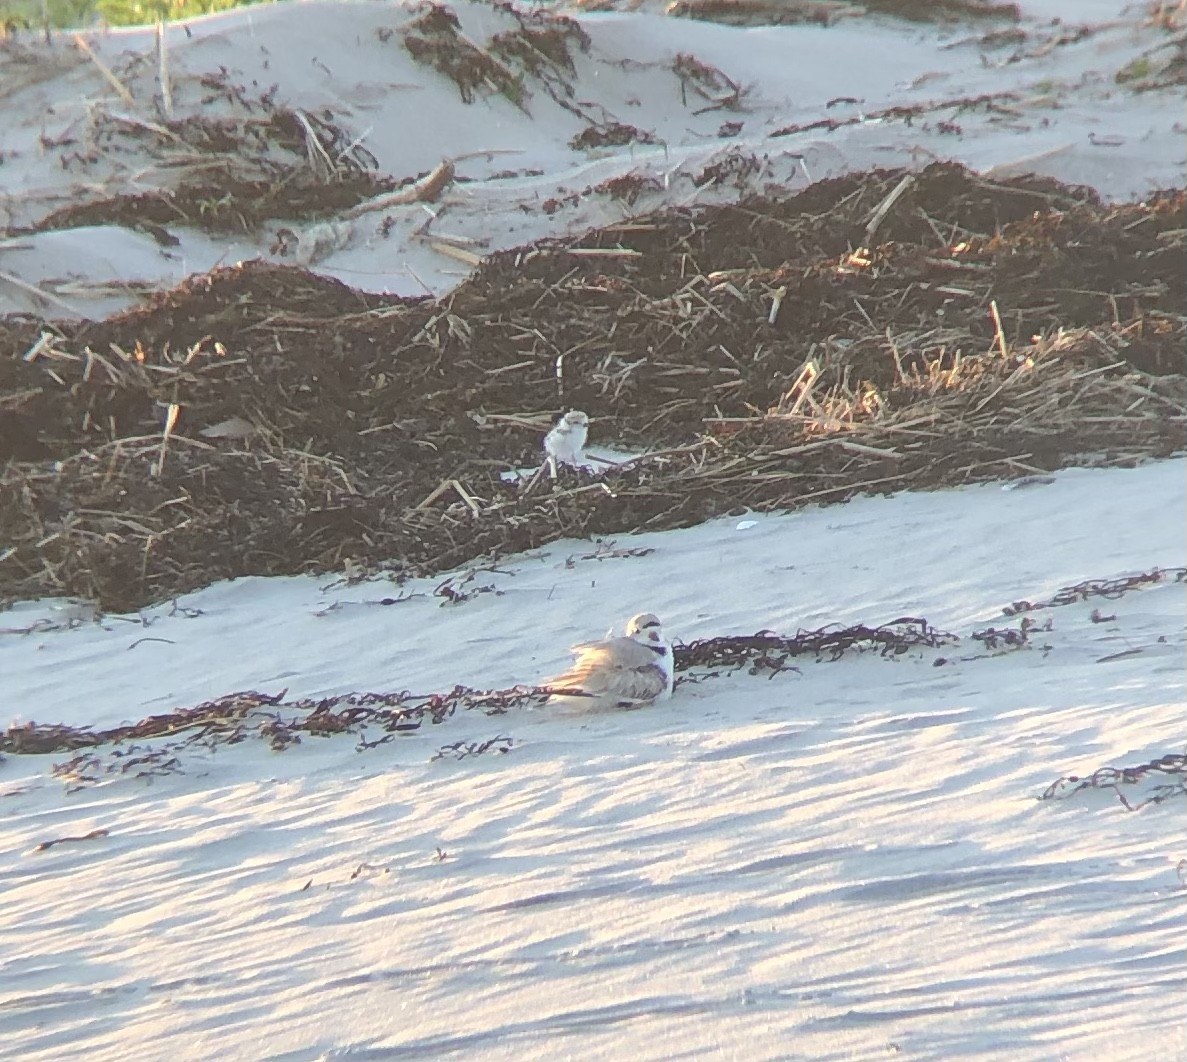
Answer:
[569,120,659,150]
[31,828,110,852]
[2,164,1185,610]
[679,617,958,673]
[1002,568,1187,616]
[1040,751,1187,811]
[401,3,528,108]
[667,0,1020,26]
[3,684,548,758]
[965,616,1053,654]
[432,735,516,760]
[25,92,391,236]
[3,562,1179,767]
[1,617,962,757]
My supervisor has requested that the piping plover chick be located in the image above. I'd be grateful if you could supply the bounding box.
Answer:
[543,409,589,478]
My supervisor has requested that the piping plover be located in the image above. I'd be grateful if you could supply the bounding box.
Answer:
[544,612,674,712]
[543,409,589,478]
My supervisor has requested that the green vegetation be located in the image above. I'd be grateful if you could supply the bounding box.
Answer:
[1115,56,1152,83]
[1,0,274,31]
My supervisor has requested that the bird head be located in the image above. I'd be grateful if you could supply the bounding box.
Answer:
[626,613,665,646]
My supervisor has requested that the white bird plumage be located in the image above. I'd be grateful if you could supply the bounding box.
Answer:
[543,409,589,478]
[544,612,674,712]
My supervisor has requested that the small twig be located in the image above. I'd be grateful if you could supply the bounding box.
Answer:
[156,19,173,118]
[862,173,915,248]
[428,240,483,266]
[0,270,88,318]
[21,331,57,362]
[767,284,786,326]
[450,479,482,516]
[153,402,181,478]
[345,160,456,219]
[989,299,1009,359]
[414,478,481,513]
[564,247,644,258]
[74,34,135,107]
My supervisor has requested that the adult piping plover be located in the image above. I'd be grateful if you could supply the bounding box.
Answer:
[543,409,589,478]
[544,612,674,712]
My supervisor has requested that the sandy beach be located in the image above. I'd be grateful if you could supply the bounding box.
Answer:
[1,0,1185,1058]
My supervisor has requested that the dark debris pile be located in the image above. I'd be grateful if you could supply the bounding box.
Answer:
[2,163,1185,610]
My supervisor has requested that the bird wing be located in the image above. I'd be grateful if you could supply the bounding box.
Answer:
[546,636,668,704]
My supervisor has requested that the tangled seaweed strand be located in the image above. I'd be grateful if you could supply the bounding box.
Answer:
[432,735,516,761]
[969,616,1051,651]
[4,684,551,757]
[1002,567,1187,616]
[677,617,958,673]
[1040,752,1187,811]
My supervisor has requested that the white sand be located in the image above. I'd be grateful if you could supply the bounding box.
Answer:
[2,0,1186,1057]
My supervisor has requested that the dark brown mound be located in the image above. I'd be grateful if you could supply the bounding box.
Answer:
[2,162,1185,611]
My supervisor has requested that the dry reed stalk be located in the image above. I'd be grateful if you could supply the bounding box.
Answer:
[862,173,916,248]
[21,332,57,362]
[73,34,135,107]
[429,241,484,266]
[156,19,173,118]
[989,299,1009,359]
[345,160,456,219]
[564,247,645,258]
[0,271,86,317]
[292,109,336,179]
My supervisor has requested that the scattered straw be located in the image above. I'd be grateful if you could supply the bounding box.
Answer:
[152,402,181,478]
